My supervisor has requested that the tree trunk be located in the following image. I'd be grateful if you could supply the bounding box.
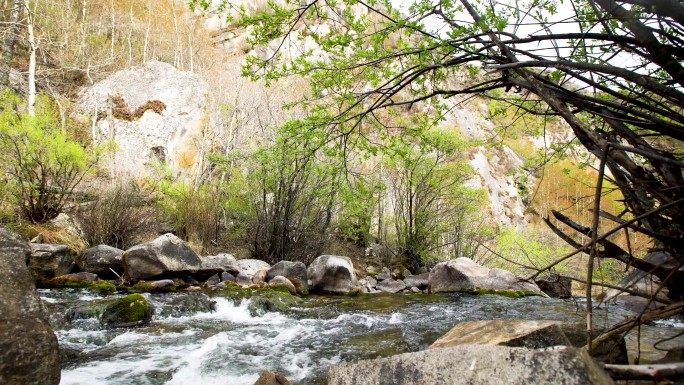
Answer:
[1,0,21,89]
[25,0,35,116]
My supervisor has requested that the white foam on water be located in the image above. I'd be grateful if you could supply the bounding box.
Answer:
[388,313,403,324]
[161,297,290,326]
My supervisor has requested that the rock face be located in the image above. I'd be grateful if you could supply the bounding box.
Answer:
[237,259,271,277]
[77,245,125,279]
[122,233,202,282]
[605,251,675,306]
[266,261,308,294]
[78,60,210,176]
[430,320,570,349]
[101,293,152,328]
[308,255,360,295]
[328,344,614,385]
[28,243,75,279]
[428,257,544,297]
[0,227,61,385]
[535,274,572,298]
[196,253,239,281]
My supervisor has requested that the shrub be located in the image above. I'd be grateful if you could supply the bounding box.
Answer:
[77,182,155,249]
[0,91,90,223]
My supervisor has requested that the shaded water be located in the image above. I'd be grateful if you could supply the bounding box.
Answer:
[40,289,684,385]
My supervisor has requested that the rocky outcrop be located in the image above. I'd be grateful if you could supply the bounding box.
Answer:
[430,320,570,349]
[101,293,152,328]
[267,261,308,294]
[78,60,210,176]
[604,251,676,309]
[308,255,360,295]
[0,227,60,385]
[237,259,271,277]
[196,253,240,281]
[123,233,202,282]
[428,257,544,297]
[77,245,125,279]
[328,344,614,385]
[28,243,75,279]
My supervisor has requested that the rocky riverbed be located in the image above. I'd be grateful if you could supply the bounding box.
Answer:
[42,288,684,385]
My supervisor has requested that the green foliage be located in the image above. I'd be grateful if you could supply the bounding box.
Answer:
[0,91,91,223]
[493,227,570,275]
[156,178,224,251]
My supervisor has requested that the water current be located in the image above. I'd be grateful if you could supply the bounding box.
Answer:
[39,288,684,385]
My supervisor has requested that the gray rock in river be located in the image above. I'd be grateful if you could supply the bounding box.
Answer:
[266,261,308,294]
[403,273,429,290]
[122,233,201,282]
[376,279,406,293]
[237,259,271,277]
[534,273,572,298]
[0,227,60,385]
[77,245,125,280]
[328,344,614,385]
[307,255,360,295]
[28,243,75,279]
[196,253,239,281]
[428,257,544,297]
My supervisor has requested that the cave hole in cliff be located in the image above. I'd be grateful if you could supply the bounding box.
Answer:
[150,146,167,164]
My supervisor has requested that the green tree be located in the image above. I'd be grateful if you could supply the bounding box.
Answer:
[199,0,684,361]
[0,91,90,223]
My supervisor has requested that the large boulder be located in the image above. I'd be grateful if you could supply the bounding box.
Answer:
[266,261,308,294]
[268,275,298,295]
[28,243,75,279]
[0,227,60,385]
[196,253,240,281]
[237,259,271,277]
[78,60,210,177]
[430,320,570,349]
[428,257,544,297]
[308,255,360,295]
[604,251,676,308]
[77,245,125,279]
[101,293,152,328]
[328,344,614,385]
[122,233,201,282]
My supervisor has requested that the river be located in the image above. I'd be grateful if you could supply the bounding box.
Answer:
[39,288,684,385]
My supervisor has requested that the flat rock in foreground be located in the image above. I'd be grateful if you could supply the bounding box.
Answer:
[328,344,614,385]
[430,319,570,349]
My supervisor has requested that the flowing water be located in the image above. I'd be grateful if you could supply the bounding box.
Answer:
[40,288,684,385]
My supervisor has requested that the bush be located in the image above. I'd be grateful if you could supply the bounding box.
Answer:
[0,91,90,223]
[77,182,154,249]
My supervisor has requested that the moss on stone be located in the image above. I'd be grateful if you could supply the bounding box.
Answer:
[129,282,177,293]
[36,276,117,295]
[436,287,546,298]
[101,293,151,328]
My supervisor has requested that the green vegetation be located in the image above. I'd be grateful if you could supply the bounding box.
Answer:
[36,276,117,295]
[0,92,91,223]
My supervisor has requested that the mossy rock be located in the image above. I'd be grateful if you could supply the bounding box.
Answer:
[101,293,152,328]
[246,289,302,317]
[128,281,177,293]
[36,276,117,295]
[440,287,547,298]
